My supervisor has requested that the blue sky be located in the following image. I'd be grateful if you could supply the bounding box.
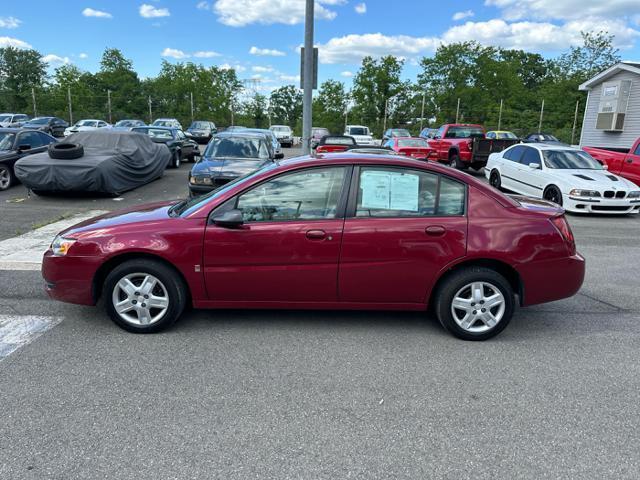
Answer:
[1,0,639,92]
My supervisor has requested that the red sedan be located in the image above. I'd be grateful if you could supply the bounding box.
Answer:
[42,154,585,340]
[384,137,434,160]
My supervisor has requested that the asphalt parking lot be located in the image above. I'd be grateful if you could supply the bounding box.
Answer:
[1,147,639,479]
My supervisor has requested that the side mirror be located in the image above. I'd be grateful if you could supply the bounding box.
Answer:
[213,209,244,228]
[185,132,194,138]
[433,135,441,140]
[275,152,284,160]
[17,144,31,152]
[528,162,541,169]
[602,164,608,170]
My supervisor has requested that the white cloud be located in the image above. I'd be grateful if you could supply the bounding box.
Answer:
[249,46,286,57]
[0,36,31,49]
[82,8,112,19]
[42,54,72,66]
[340,70,353,77]
[452,10,474,21]
[0,17,21,29]
[220,63,246,72]
[140,4,170,18]
[252,65,274,72]
[196,1,210,10]
[161,48,189,59]
[485,0,640,22]
[214,0,342,27]
[279,74,300,82]
[317,33,440,64]
[193,50,221,57]
[354,3,366,14]
[78,52,88,59]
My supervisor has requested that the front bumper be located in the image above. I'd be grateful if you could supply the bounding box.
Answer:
[42,250,102,306]
[564,194,640,214]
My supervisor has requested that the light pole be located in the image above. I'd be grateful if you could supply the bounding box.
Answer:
[301,0,314,154]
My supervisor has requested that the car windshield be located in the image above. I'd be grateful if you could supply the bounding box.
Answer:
[270,126,290,132]
[398,138,428,147]
[444,126,484,138]
[115,120,139,127]
[0,115,11,122]
[324,136,355,145]
[0,132,15,150]
[172,162,278,217]
[543,150,603,170]
[28,117,49,125]
[204,136,270,159]
[76,120,97,127]
[133,127,174,139]
[190,122,209,129]
[348,127,369,136]
[153,120,174,127]
[496,132,518,139]
[312,128,329,137]
[392,129,411,137]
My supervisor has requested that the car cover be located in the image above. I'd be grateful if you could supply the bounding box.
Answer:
[14,130,170,195]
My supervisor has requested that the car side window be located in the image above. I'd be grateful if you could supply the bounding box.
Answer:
[435,126,445,139]
[504,145,525,162]
[487,132,495,139]
[17,131,43,148]
[520,147,541,166]
[634,143,640,156]
[355,167,464,218]
[37,132,56,145]
[236,167,347,222]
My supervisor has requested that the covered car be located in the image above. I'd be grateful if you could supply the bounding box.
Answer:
[14,130,170,195]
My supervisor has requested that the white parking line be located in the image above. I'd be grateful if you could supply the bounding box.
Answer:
[0,210,106,271]
[0,315,62,360]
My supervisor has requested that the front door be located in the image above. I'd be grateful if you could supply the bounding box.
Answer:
[621,143,640,185]
[338,166,467,304]
[203,166,350,303]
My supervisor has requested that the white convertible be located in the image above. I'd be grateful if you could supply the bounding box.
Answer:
[486,143,640,214]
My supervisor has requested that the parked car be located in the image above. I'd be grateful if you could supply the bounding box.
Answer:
[583,136,640,186]
[269,125,294,147]
[310,127,330,149]
[486,130,519,140]
[522,132,567,145]
[485,143,640,215]
[383,137,433,160]
[315,135,357,154]
[188,131,276,196]
[131,126,198,168]
[42,153,585,341]
[0,113,30,128]
[0,128,57,190]
[15,131,169,196]
[64,119,111,136]
[186,121,217,144]
[428,123,519,170]
[112,119,146,131]
[225,126,247,132]
[22,117,68,137]
[151,118,183,130]
[344,125,375,146]
[382,128,411,143]
[244,128,284,159]
[419,128,438,139]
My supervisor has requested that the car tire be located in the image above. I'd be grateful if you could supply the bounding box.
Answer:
[172,151,181,168]
[48,142,84,160]
[448,153,465,169]
[0,164,15,191]
[489,170,502,190]
[433,267,514,341]
[104,259,188,333]
[543,185,563,206]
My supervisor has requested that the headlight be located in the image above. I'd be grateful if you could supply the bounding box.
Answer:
[569,189,601,197]
[628,191,640,199]
[51,235,76,256]
[190,176,212,185]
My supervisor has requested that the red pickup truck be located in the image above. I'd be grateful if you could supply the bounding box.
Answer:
[428,124,519,170]
[583,137,640,186]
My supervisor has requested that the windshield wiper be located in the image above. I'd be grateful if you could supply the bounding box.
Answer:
[168,199,188,217]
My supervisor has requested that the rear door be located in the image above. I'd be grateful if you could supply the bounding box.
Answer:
[621,142,640,185]
[499,145,525,193]
[513,146,546,196]
[338,166,467,304]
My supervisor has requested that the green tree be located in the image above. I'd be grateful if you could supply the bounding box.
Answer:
[269,85,302,129]
[94,48,145,121]
[313,79,348,134]
[244,92,268,128]
[0,47,47,112]
[556,31,620,81]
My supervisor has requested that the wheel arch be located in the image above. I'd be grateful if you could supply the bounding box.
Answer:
[92,252,191,306]
[427,258,524,309]
[448,147,460,158]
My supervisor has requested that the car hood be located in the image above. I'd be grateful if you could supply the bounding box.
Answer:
[545,169,638,190]
[60,201,176,238]
[68,126,97,131]
[192,157,269,177]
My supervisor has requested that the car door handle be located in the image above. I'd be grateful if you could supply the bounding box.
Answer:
[425,226,446,236]
[626,158,633,163]
[306,229,327,240]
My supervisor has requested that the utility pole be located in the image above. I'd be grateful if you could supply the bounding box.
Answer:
[538,99,545,132]
[419,92,426,131]
[107,90,112,124]
[301,0,314,154]
[190,91,194,123]
[148,96,152,123]
[31,88,37,118]
[67,86,73,125]
[382,98,389,133]
[498,99,503,131]
[230,97,235,127]
[571,100,580,145]
[455,98,460,123]
[344,104,348,131]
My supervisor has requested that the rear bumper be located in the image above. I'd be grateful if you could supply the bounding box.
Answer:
[517,253,585,306]
[42,251,101,306]
[564,194,640,214]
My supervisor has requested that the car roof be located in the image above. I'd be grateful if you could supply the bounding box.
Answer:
[0,128,22,133]
[133,125,176,131]
[513,143,576,151]
[215,131,268,139]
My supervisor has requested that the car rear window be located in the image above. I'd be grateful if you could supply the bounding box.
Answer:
[397,139,428,147]
[444,126,484,139]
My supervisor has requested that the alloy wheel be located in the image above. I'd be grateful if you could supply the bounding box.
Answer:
[111,273,170,326]
[0,167,10,190]
[450,281,505,333]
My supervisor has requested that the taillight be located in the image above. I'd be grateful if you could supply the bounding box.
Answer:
[550,215,576,255]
